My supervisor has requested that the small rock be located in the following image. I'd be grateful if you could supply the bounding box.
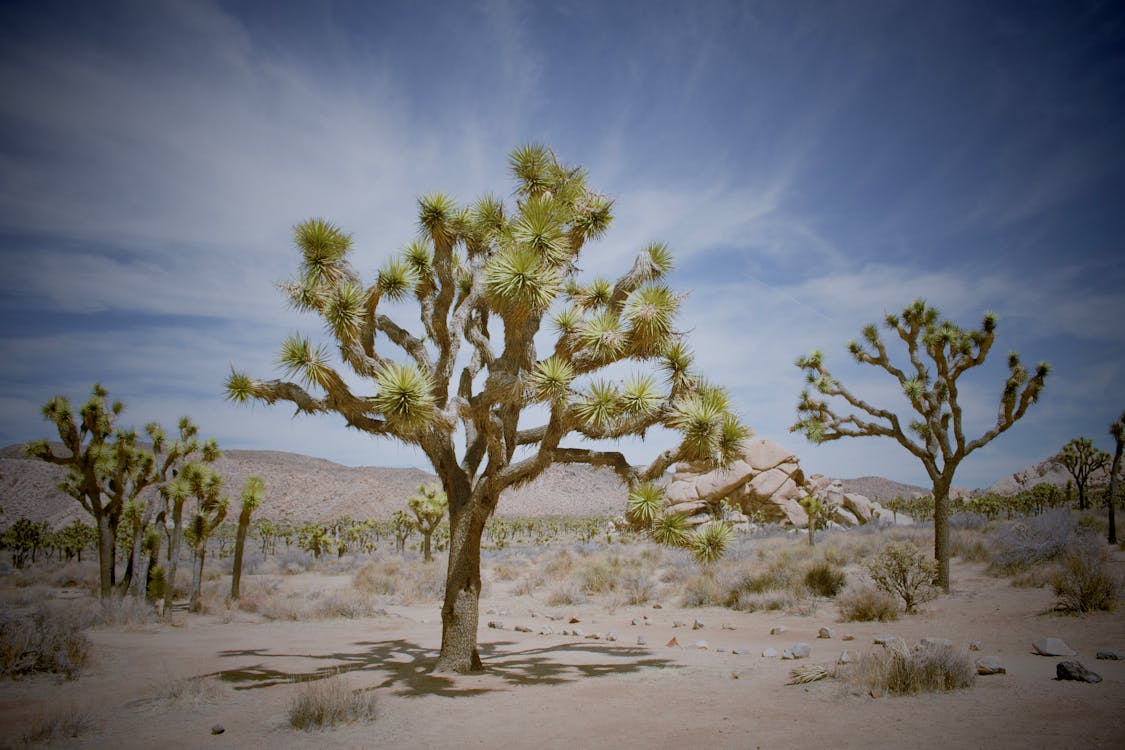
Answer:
[692,619,705,630]
[731,671,740,679]
[211,725,225,735]
[969,641,983,652]
[817,627,835,639]
[842,634,855,642]
[488,621,504,630]
[873,635,900,647]
[486,608,498,615]
[919,637,953,650]
[585,633,600,640]
[837,650,854,665]
[673,621,686,628]
[1056,661,1101,683]
[630,618,641,626]
[605,632,617,642]
[693,640,710,650]
[514,625,532,633]
[976,656,1006,675]
[499,609,511,616]
[762,647,779,658]
[653,603,663,609]
[781,643,811,660]
[770,626,788,636]
[573,628,585,637]
[1033,638,1075,657]
[721,623,737,631]
[637,635,647,646]
[568,617,582,624]
[666,637,679,647]
[546,614,562,621]
[1096,649,1123,660]
[732,648,749,655]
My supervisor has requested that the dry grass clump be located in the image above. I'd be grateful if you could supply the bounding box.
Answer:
[0,606,90,680]
[146,673,227,706]
[351,559,445,604]
[15,703,98,746]
[545,582,587,606]
[512,572,545,596]
[492,563,521,581]
[841,640,975,695]
[987,510,1078,578]
[950,529,991,563]
[543,549,575,580]
[1052,543,1121,613]
[836,586,900,622]
[804,560,847,598]
[288,672,377,730]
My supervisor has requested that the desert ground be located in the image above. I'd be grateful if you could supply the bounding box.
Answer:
[1,518,1122,750]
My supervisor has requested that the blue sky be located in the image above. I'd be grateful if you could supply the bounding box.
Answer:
[1,0,1123,489]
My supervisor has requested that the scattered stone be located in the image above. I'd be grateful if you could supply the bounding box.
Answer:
[514,625,532,633]
[694,640,710,650]
[969,641,982,652]
[692,619,705,630]
[837,650,854,665]
[573,628,585,637]
[731,671,740,679]
[873,635,900,647]
[546,614,563,621]
[653,603,663,609]
[666,637,680,648]
[631,618,641,626]
[1033,638,1075,657]
[842,634,855,642]
[486,608,497,615]
[762,647,779,658]
[211,725,225,735]
[488,621,504,630]
[817,627,835,639]
[976,656,1006,675]
[781,643,811,660]
[1096,649,1123,660]
[868,688,882,699]
[568,617,582,624]
[770,626,788,636]
[1056,661,1102,683]
[637,636,647,646]
[585,633,601,640]
[605,632,617,642]
[673,621,686,628]
[732,648,750,655]
[721,623,737,631]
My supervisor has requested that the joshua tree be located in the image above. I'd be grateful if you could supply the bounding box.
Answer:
[408,482,448,562]
[1108,412,1124,545]
[227,145,746,672]
[1052,437,1109,512]
[231,475,265,601]
[798,495,834,547]
[180,464,228,612]
[792,300,1048,591]
[1,518,46,568]
[390,510,413,555]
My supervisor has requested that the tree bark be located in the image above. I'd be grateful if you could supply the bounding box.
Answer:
[190,544,205,613]
[95,514,117,600]
[434,498,487,673]
[932,477,952,593]
[163,506,184,615]
[231,518,249,601]
[422,531,433,562]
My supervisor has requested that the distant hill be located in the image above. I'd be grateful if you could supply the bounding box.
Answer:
[839,476,930,502]
[0,444,629,527]
[985,454,1118,496]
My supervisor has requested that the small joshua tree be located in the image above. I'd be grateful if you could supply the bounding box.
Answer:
[178,464,228,612]
[1108,412,1124,545]
[227,145,747,672]
[793,300,1048,591]
[1052,437,1110,512]
[390,510,413,555]
[408,483,448,562]
[798,495,834,547]
[231,475,265,601]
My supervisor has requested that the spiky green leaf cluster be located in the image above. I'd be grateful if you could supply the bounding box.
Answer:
[626,482,665,529]
[688,521,734,565]
[651,512,690,547]
[484,246,560,312]
[530,357,575,403]
[295,219,351,283]
[574,380,620,428]
[278,335,332,389]
[372,362,436,432]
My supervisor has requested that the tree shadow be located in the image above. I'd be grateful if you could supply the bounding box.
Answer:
[209,638,678,698]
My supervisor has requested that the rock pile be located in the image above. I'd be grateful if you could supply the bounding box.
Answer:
[662,438,886,529]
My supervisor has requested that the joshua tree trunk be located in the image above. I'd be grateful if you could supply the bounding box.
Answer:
[162,505,184,615]
[1109,441,1121,546]
[190,543,206,613]
[932,476,952,593]
[231,518,249,600]
[435,494,489,673]
[128,498,160,601]
[96,515,117,600]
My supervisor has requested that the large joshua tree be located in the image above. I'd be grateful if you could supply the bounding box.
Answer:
[1108,412,1124,545]
[792,300,1048,592]
[227,145,746,672]
[1051,437,1109,512]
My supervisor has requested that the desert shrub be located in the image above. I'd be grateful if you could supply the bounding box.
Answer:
[17,703,98,745]
[948,512,988,530]
[988,510,1078,576]
[543,550,574,580]
[842,640,975,695]
[545,582,586,606]
[836,586,900,622]
[351,559,444,604]
[0,607,89,680]
[866,541,937,613]
[618,570,654,605]
[681,573,725,608]
[733,589,814,615]
[492,564,520,581]
[147,673,226,705]
[288,673,377,730]
[804,560,847,597]
[512,572,545,596]
[1052,544,1121,613]
[950,530,991,563]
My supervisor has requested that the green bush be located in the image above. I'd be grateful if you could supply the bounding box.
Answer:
[804,560,846,597]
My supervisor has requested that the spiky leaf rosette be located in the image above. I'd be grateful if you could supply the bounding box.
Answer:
[510,144,554,197]
[324,282,365,342]
[512,195,570,265]
[574,380,620,429]
[626,481,665,529]
[622,283,678,346]
[418,192,459,248]
[530,357,575,404]
[278,335,333,389]
[660,340,695,392]
[688,521,733,565]
[620,375,663,417]
[377,258,417,301]
[240,475,266,512]
[668,392,725,462]
[581,310,626,362]
[652,512,690,547]
[372,361,436,432]
[295,219,352,283]
[484,246,560,313]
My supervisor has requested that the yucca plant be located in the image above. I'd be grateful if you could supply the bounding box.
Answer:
[652,512,691,548]
[626,482,665,530]
[688,521,734,566]
[227,145,747,672]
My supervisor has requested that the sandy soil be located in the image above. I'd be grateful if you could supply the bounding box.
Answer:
[1,554,1122,749]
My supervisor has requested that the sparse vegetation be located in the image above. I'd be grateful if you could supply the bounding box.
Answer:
[0,607,89,680]
[866,541,938,613]
[837,586,900,622]
[841,640,975,695]
[1051,543,1121,613]
[804,559,847,597]
[288,672,378,730]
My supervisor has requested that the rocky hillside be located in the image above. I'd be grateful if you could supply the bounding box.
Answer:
[0,444,628,527]
[839,476,930,502]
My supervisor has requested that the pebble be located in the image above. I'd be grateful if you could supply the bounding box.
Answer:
[211,725,225,735]
[762,647,779,658]
[1096,649,1123,660]
[975,656,1005,675]
[692,619,705,630]
[770,626,787,635]
[817,627,835,639]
